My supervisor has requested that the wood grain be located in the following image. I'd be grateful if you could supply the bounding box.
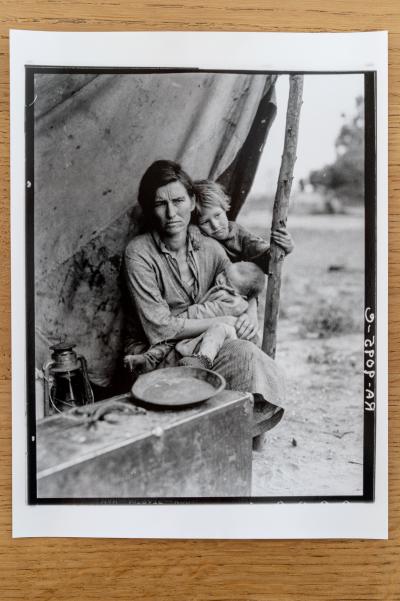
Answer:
[1,1,399,599]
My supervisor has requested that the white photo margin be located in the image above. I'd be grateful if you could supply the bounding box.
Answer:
[10,30,388,539]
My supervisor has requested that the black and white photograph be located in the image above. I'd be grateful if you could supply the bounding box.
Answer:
[27,67,375,502]
[11,30,388,538]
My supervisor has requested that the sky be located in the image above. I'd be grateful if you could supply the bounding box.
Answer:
[251,73,364,195]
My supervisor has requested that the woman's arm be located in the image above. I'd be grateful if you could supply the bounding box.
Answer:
[184,288,248,319]
[183,294,257,341]
[177,315,237,339]
[124,251,235,344]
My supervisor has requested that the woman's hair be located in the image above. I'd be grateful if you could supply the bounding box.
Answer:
[137,160,195,229]
[193,180,231,213]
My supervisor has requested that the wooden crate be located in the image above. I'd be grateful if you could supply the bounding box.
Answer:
[36,390,253,499]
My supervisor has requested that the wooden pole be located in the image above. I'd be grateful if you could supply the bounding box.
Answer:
[262,74,304,358]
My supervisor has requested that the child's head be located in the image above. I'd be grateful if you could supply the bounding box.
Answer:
[194,180,230,241]
[218,261,265,300]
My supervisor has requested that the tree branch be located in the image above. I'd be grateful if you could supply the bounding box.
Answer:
[262,74,304,358]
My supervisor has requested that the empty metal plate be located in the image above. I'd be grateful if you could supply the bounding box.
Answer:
[131,366,226,407]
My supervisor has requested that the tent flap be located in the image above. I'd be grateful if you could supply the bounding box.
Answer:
[33,72,277,385]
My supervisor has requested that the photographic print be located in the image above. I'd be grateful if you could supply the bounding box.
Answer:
[11,31,387,538]
[27,67,374,502]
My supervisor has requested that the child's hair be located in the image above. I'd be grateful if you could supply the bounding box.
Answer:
[226,262,265,300]
[194,180,231,213]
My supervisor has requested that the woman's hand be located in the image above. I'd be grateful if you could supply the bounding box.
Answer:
[219,315,237,328]
[271,228,294,255]
[235,313,258,341]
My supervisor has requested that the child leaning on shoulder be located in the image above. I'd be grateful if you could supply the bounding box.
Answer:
[193,179,294,271]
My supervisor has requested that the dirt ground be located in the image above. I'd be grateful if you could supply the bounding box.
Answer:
[239,198,364,496]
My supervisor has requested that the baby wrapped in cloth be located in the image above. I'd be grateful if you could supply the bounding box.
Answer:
[124,261,265,373]
[177,261,265,369]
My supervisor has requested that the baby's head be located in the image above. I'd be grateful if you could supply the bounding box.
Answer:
[194,180,230,241]
[218,261,265,300]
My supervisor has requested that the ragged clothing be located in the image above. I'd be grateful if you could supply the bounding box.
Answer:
[123,225,230,352]
[128,282,248,373]
[123,224,285,407]
[220,221,271,273]
[123,223,266,371]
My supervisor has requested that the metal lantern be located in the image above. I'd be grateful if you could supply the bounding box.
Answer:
[43,342,94,416]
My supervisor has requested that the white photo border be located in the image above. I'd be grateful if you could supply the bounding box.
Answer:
[11,30,388,538]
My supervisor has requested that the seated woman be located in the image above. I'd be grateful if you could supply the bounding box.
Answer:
[123,160,286,414]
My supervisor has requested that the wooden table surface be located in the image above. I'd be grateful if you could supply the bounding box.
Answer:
[1,1,399,599]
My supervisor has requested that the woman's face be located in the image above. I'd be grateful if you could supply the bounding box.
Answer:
[197,205,229,240]
[152,181,195,236]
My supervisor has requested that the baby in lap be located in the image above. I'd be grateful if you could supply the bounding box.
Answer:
[177,260,265,369]
[124,260,265,373]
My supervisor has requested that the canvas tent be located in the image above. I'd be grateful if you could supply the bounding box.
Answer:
[33,72,278,388]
